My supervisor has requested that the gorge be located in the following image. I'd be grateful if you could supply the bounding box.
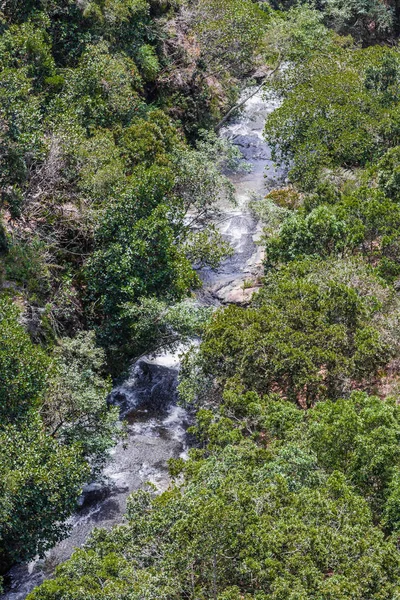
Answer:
[1,89,284,600]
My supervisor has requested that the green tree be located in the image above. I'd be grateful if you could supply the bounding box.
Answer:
[0,298,49,422]
[42,332,119,475]
[27,441,400,599]
[264,45,400,187]
[189,0,268,78]
[309,392,400,519]
[196,259,396,407]
[0,416,87,573]
[264,186,400,280]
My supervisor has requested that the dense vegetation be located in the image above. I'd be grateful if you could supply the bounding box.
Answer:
[4,0,400,598]
[0,0,266,579]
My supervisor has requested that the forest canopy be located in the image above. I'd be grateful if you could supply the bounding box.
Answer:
[3,0,400,598]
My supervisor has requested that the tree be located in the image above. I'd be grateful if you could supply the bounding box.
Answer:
[0,298,49,422]
[49,41,142,131]
[85,122,235,368]
[263,0,395,42]
[196,259,397,407]
[264,186,400,280]
[42,332,119,475]
[187,0,268,78]
[321,0,395,41]
[27,441,400,599]
[0,416,87,574]
[308,392,400,520]
[264,45,400,187]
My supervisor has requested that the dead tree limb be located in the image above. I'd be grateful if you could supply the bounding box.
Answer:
[214,60,281,132]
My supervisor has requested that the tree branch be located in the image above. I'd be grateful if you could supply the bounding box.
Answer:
[214,60,282,132]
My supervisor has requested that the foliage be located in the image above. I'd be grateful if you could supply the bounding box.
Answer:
[122,298,212,357]
[0,300,119,574]
[264,186,400,281]
[193,259,397,407]
[188,0,268,77]
[0,1,262,580]
[264,0,395,42]
[0,236,52,301]
[0,0,245,353]
[308,392,400,520]
[0,416,87,573]
[320,0,395,41]
[6,0,400,596]
[376,145,400,199]
[43,332,118,475]
[189,388,400,527]
[0,297,50,422]
[50,41,142,131]
[84,122,236,368]
[27,436,400,599]
[264,44,400,188]
[85,183,200,368]
[264,5,339,65]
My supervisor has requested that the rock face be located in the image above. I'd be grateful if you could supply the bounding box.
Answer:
[212,282,260,306]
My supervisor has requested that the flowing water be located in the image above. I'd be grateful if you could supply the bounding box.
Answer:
[1,89,285,600]
[199,92,285,304]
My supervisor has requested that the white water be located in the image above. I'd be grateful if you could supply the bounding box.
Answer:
[199,92,285,304]
[1,90,285,599]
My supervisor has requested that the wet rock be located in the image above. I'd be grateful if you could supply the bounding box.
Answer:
[212,281,260,306]
[108,358,178,418]
[2,567,46,600]
[233,134,270,161]
[77,482,112,508]
[253,65,273,81]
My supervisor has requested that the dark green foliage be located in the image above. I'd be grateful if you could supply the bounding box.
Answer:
[200,387,400,529]
[376,145,400,199]
[27,428,400,599]
[190,0,268,78]
[265,0,396,42]
[0,300,118,573]
[264,45,400,187]
[0,66,46,192]
[197,259,395,406]
[308,393,400,520]
[86,188,200,368]
[0,0,244,359]
[0,416,87,573]
[83,119,235,367]
[190,388,400,526]
[0,0,262,578]
[265,186,400,280]
[0,237,52,301]
[0,298,50,422]
[43,332,117,475]
[51,41,143,130]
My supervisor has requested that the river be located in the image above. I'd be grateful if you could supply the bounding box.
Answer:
[1,89,285,600]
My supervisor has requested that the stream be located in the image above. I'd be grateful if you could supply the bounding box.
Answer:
[1,89,286,600]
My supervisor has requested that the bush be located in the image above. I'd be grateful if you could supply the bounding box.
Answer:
[0,297,50,422]
[197,259,396,406]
